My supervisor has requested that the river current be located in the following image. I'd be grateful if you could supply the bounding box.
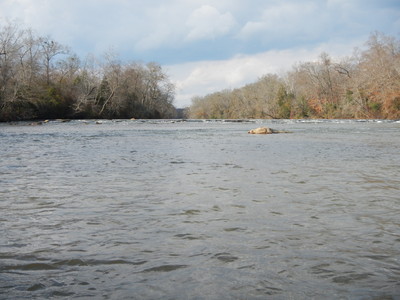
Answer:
[0,119,399,299]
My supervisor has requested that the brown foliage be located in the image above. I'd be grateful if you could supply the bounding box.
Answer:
[189,32,400,120]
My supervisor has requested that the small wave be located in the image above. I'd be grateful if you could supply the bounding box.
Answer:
[27,283,46,291]
[254,280,284,296]
[3,258,147,271]
[332,273,373,284]
[213,252,239,263]
[223,227,246,232]
[170,161,186,164]
[174,233,209,240]
[309,263,335,276]
[3,263,57,271]
[50,290,75,297]
[54,258,147,267]
[141,264,188,273]
[181,209,201,215]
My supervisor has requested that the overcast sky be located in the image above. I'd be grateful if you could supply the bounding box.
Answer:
[1,0,399,107]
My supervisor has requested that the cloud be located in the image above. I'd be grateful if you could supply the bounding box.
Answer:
[186,5,236,41]
[238,2,323,41]
[1,0,398,63]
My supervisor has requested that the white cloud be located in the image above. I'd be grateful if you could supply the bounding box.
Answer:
[0,1,237,53]
[186,5,236,41]
[1,0,397,61]
[238,21,265,38]
[238,2,320,39]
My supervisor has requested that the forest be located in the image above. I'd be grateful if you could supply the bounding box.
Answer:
[189,32,400,119]
[0,22,176,121]
[2,22,399,122]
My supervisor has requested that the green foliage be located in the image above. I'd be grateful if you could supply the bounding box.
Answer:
[368,101,381,112]
[345,90,354,103]
[393,97,400,111]
[292,96,310,118]
[31,85,73,119]
[277,86,293,118]
[96,78,111,106]
[323,102,338,118]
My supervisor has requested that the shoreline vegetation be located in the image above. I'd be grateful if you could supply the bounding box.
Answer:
[0,22,176,122]
[1,22,399,122]
[188,32,400,120]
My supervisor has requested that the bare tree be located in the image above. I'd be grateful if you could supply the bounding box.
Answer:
[0,22,24,103]
[73,54,101,116]
[39,36,69,84]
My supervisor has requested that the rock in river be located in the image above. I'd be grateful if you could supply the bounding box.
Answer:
[248,127,290,134]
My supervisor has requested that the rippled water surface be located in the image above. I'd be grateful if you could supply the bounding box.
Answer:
[1,119,399,299]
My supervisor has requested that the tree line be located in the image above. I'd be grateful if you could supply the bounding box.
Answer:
[189,32,400,119]
[0,22,176,121]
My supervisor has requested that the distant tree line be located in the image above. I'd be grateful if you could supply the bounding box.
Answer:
[189,32,400,119]
[0,22,176,121]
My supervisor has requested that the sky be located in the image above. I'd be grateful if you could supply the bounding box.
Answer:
[1,0,399,108]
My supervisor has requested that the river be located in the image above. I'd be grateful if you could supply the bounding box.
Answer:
[0,119,399,299]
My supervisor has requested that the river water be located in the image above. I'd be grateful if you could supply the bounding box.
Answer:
[0,119,399,299]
